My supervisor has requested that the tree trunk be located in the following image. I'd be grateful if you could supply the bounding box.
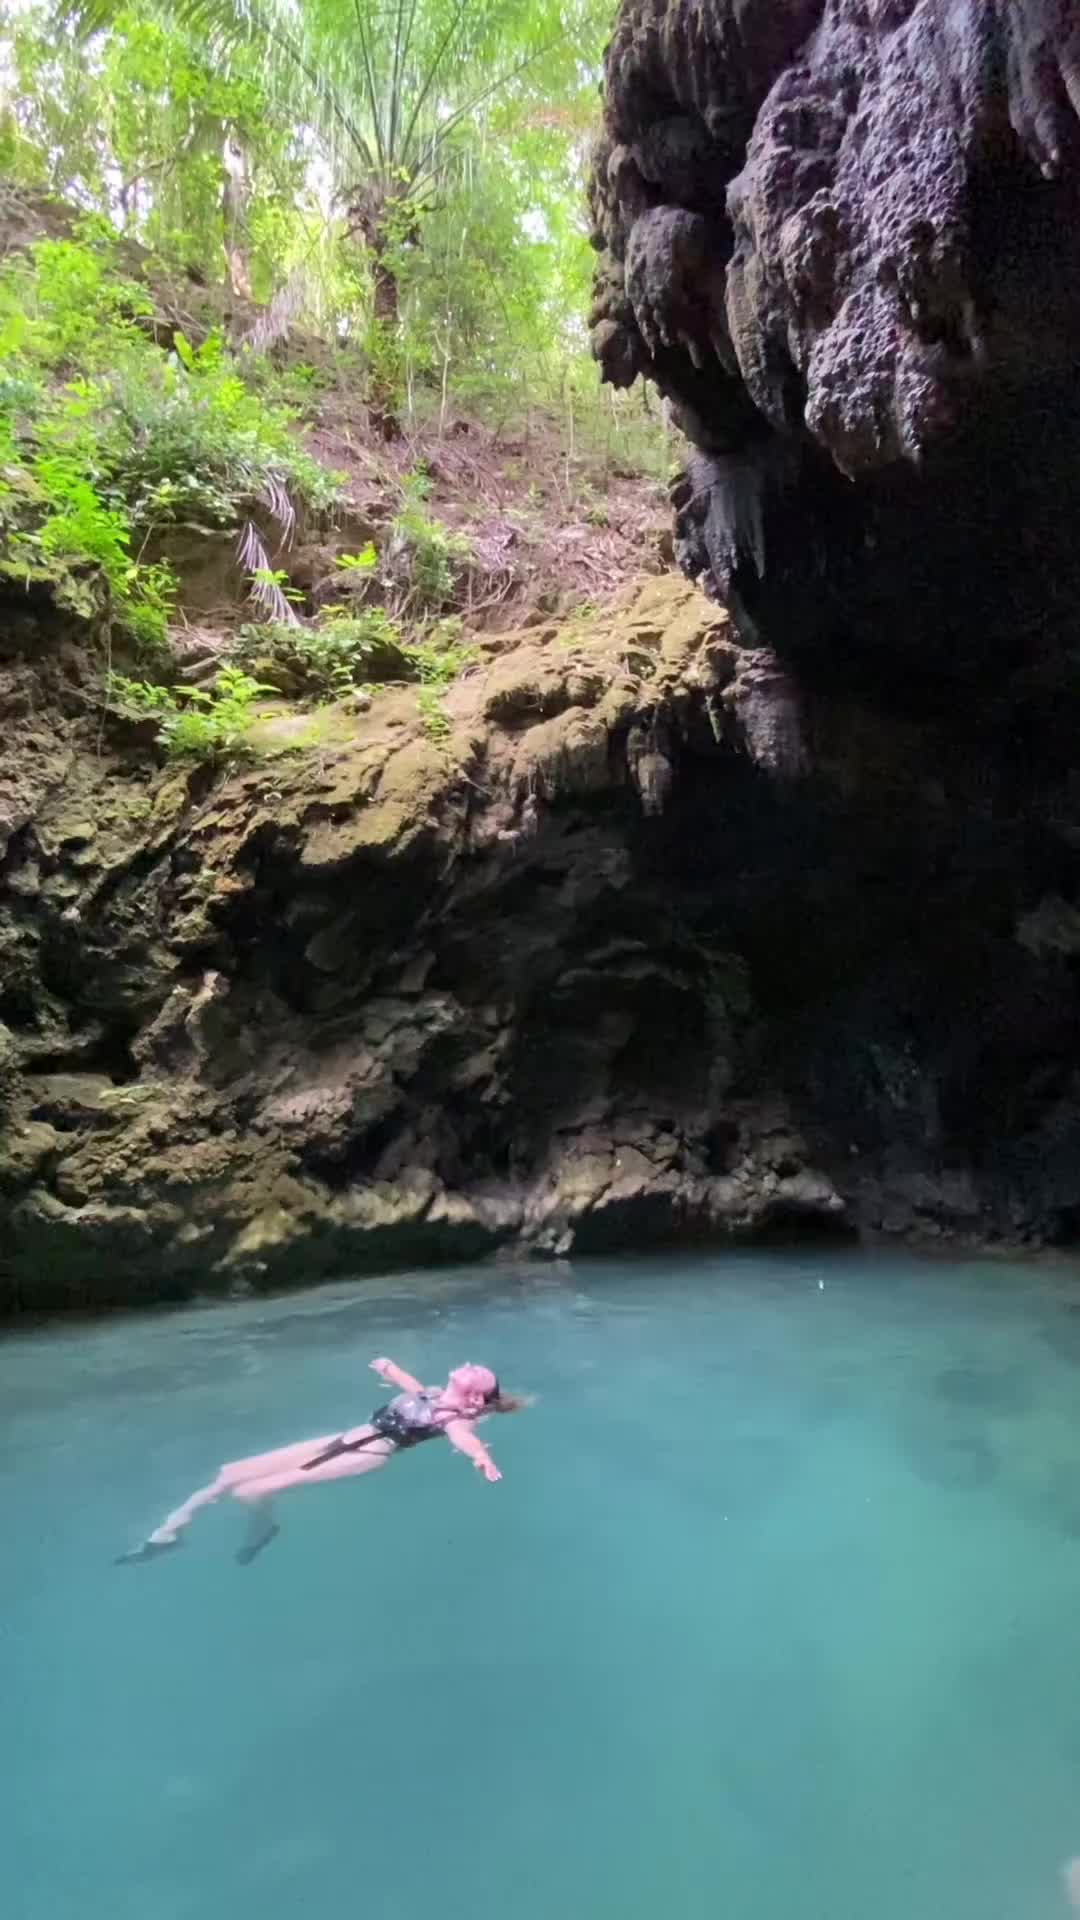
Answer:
[221,132,253,303]
[373,254,399,327]
[369,248,402,441]
[346,179,410,440]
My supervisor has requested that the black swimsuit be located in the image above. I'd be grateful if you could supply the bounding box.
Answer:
[301,1391,445,1471]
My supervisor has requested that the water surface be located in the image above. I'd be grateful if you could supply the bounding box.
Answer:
[5,1250,1080,1920]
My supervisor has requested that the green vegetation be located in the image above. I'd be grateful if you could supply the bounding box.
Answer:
[415,685,452,741]
[236,605,403,699]
[108,665,271,756]
[114,326,341,526]
[385,471,470,614]
[335,546,377,575]
[404,620,477,739]
[0,0,653,460]
[0,228,342,646]
[0,0,668,766]
[231,603,476,734]
[402,621,476,686]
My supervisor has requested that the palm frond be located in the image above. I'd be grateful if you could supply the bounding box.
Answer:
[395,0,470,169]
[387,0,421,159]
[64,0,572,245]
[351,0,387,167]
[240,271,305,352]
[238,519,301,620]
[409,39,561,186]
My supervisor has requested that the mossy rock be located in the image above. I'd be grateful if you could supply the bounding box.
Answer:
[0,1023,18,1126]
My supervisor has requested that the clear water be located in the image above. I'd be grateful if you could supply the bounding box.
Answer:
[6,1251,1080,1920]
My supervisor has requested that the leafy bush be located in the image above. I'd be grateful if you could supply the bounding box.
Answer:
[385,468,469,614]
[108,664,270,758]
[232,599,475,732]
[336,545,377,573]
[112,328,343,526]
[5,232,152,369]
[108,676,173,716]
[403,617,477,739]
[236,605,402,699]
[416,684,452,741]
[0,230,343,647]
[2,416,176,644]
[402,617,476,686]
[36,465,130,581]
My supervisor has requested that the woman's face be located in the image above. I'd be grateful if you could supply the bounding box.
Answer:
[447,1363,497,1410]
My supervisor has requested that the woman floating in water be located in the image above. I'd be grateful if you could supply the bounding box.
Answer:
[118,1359,523,1566]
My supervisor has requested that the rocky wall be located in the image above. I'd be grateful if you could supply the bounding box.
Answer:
[589,1,1080,708]
[6,571,1080,1311]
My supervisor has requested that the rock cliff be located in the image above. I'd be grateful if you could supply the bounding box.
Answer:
[9,548,1080,1310]
[589,0,1080,705]
[2,575,851,1309]
[562,0,1080,1280]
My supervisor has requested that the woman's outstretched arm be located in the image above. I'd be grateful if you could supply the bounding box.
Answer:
[370,1357,425,1394]
[444,1418,501,1483]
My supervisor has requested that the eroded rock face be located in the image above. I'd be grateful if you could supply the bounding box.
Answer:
[9,568,1080,1311]
[590,1,1080,696]
[0,577,857,1310]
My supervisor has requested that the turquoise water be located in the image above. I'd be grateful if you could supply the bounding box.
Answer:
[6,1251,1080,1920]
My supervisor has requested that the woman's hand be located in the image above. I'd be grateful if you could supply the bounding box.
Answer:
[445,1416,501,1481]
[370,1358,393,1381]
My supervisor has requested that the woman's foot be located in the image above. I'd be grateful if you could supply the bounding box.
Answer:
[115,1535,182,1565]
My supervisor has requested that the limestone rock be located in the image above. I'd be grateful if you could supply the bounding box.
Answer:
[8,555,1080,1308]
[589,0,1080,704]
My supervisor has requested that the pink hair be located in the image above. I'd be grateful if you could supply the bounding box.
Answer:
[450,1363,498,1398]
[449,1364,527,1412]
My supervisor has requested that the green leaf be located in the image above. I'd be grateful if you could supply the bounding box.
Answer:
[0,312,27,357]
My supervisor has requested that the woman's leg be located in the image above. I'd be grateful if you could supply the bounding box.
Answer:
[151,1477,225,1543]
[116,1432,346,1563]
[230,1441,394,1566]
[235,1499,281,1566]
[116,1473,231,1561]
